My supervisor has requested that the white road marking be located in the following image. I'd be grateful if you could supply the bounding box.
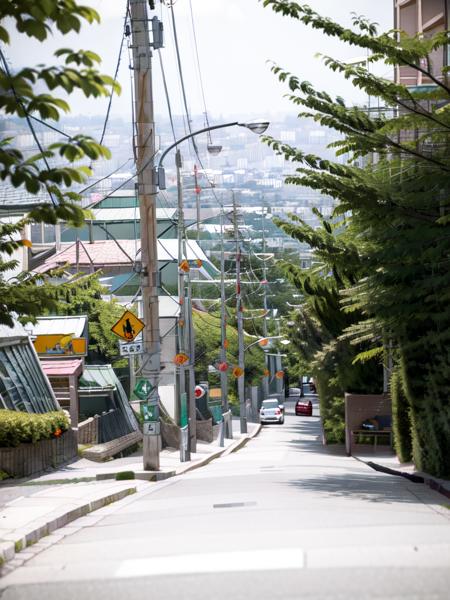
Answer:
[115,548,304,578]
[115,543,450,578]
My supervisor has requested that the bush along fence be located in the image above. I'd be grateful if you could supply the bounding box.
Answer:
[0,410,77,478]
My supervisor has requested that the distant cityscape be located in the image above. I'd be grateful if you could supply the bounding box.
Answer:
[0,113,338,212]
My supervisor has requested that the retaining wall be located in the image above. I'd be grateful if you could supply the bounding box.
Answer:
[0,429,78,478]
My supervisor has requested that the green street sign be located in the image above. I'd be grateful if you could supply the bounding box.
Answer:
[133,378,153,401]
[141,403,159,422]
[180,392,188,428]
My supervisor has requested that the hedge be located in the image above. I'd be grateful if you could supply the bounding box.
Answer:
[0,410,70,448]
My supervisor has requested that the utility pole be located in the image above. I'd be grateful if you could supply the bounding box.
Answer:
[193,164,201,241]
[219,207,231,439]
[176,149,189,461]
[130,0,161,470]
[261,206,269,399]
[176,149,197,455]
[233,191,247,433]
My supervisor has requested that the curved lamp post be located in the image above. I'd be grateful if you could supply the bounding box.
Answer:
[155,119,269,455]
[155,120,270,190]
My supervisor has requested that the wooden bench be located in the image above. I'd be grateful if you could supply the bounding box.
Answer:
[351,428,393,452]
[345,393,392,456]
[82,430,143,462]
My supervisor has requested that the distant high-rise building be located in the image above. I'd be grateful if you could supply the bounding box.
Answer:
[394,0,448,87]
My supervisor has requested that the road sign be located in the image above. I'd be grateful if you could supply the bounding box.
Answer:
[140,403,159,422]
[194,385,206,399]
[143,422,160,436]
[119,340,143,356]
[111,310,145,342]
[180,392,188,428]
[208,387,222,406]
[133,378,153,400]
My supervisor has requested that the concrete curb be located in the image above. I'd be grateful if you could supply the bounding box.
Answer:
[176,423,262,471]
[355,456,450,501]
[222,423,262,457]
[417,473,450,500]
[93,424,263,481]
[0,485,136,568]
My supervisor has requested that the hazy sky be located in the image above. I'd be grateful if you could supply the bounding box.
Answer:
[8,0,393,122]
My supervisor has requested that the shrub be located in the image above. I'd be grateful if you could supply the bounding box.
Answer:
[390,366,412,464]
[115,471,135,480]
[0,410,70,447]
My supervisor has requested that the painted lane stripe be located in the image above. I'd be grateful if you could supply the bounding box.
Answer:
[116,548,304,578]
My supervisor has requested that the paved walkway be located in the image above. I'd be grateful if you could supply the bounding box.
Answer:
[0,420,260,568]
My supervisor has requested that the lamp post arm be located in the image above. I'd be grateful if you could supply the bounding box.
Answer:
[157,121,239,170]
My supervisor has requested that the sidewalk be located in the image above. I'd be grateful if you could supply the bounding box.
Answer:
[0,421,261,569]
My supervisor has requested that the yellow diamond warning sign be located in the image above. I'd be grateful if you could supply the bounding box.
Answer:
[111,310,145,342]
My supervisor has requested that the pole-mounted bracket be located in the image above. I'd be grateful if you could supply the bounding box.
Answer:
[150,17,164,49]
[153,166,166,190]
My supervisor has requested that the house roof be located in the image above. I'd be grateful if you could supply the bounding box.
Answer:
[33,239,210,273]
[30,315,87,337]
[91,207,176,222]
[41,359,83,377]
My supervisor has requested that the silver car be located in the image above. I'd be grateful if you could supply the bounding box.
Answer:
[260,399,284,425]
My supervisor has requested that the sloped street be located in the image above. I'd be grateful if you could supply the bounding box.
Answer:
[1,397,449,600]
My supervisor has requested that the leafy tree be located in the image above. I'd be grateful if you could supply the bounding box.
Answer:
[53,272,127,367]
[192,309,266,402]
[262,1,450,475]
[0,0,119,326]
[273,212,382,442]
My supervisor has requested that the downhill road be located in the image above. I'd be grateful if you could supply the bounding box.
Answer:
[1,397,450,599]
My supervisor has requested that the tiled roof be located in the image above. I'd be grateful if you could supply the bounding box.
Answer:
[41,359,83,377]
[34,239,209,273]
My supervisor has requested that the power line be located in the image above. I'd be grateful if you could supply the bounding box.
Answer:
[97,1,129,149]
[168,1,199,156]
[158,49,177,144]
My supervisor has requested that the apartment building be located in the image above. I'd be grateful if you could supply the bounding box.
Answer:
[394,0,449,87]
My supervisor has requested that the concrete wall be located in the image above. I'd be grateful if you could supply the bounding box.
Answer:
[0,429,77,478]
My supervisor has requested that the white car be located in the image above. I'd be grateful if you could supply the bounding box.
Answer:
[260,399,284,425]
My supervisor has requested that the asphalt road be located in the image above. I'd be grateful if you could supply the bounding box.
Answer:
[1,397,450,599]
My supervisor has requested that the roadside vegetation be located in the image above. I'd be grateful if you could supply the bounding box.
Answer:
[0,0,118,326]
[0,410,69,447]
[263,1,450,476]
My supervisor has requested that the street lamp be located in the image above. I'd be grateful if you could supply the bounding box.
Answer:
[244,336,283,352]
[155,120,270,189]
[155,119,269,454]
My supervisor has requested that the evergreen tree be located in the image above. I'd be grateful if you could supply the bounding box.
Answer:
[262,1,450,475]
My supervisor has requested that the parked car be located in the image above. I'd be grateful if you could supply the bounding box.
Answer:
[260,399,284,425]
[295,399,313,416]
[267,394,285,414]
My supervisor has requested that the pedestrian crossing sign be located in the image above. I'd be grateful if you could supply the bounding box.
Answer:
[111,310,145,342]
[133,378,153,401]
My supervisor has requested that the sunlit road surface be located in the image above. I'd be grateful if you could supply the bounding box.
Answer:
[1,397,450,600]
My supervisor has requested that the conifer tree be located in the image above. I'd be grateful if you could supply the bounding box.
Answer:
[262,0,450,475]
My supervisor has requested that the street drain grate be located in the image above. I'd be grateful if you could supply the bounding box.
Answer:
[213,501,257,509]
